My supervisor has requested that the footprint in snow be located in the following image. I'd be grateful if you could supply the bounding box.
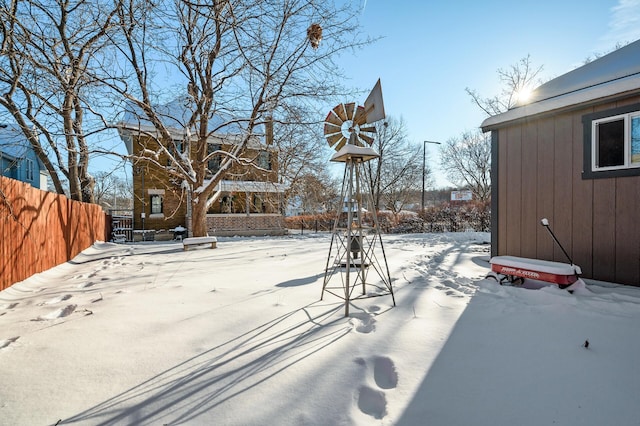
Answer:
[77,281,96,289]
[32,304,77,321]
[373,356,398,390]
[357,386,387,419]
[0,302,19,310]
[349,313,376,334]
[0,336,19,350]
[367,305,382,313]
[39,294,72,305]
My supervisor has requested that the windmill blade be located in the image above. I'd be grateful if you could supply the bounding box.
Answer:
[324,122,341,135]
[358,133,375,146]
[325,110,342,128]
[353,106,367,126]
[359,126,376,134]
[334,137,348,151]
[344,103,356,121]
[332,103,348,122]
[326,133,345,148]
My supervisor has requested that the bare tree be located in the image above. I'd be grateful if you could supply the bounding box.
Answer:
[445,55,544,203]
[367,116,424,213]
[294,171,338,214]
[0,0,120,202]
[113,0,367,236]
[271,104,334,210]
[465,55,544,116]
[440,130,491,202]
[94,170,133,211]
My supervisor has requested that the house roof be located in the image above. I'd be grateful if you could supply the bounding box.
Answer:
[0,124,29,160]
[481,39,640,131]
[117,98,263,155]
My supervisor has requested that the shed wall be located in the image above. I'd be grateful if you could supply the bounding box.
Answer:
[494,96,640,286]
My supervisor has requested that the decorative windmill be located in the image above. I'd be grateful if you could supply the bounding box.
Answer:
[321,79,395,317]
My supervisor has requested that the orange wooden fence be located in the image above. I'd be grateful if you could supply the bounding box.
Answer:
[0,176,109,291]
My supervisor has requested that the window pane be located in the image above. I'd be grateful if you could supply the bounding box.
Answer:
[150,194,163,214]
[208,144,221,173]
[26,160,34,181]
[258,151,270,169]
[632,116,640,164]
[597,119,624,167]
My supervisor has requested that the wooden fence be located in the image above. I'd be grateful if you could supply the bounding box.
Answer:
[0,176,109,291]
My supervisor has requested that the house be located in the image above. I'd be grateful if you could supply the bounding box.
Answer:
[481,39,640,286]
[117,100,288,238]
[0,123,48,190]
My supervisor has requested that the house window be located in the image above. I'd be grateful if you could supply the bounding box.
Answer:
[252,194,265,213]
[167,140,184,166]
[583,103,640,179]
[257,150,271,170]
[150,194,163,214]
[26,159,34,181]
[208,143,221,174]
[221,195,234,213]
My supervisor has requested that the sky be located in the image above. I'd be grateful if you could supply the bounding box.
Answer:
[337,0,640,187]
[2,233,640,424]
[95,0,640,189]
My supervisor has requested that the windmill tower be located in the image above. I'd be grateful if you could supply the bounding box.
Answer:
[321,80,395,317]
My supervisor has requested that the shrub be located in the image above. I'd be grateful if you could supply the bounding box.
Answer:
[285,201,491,234]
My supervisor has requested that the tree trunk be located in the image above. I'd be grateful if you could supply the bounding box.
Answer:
[191,197,209,237]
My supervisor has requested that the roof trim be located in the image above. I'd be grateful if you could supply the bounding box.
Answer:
[481,73,640,130]
[481,39,640,131]
[216,180,288,193]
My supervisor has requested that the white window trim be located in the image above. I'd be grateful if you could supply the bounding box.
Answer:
[149,189,164,216]
[592,111,640,172]
[26,158,34,181]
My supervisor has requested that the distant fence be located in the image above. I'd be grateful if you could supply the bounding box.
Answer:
[0,176,109,291]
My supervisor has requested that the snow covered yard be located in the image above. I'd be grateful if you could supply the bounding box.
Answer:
[1,232,640,426]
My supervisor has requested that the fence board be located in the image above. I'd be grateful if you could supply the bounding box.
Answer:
[0,176,108,291]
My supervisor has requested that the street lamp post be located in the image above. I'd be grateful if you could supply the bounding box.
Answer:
[422,140,441,212]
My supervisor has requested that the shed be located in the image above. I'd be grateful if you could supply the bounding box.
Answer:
[482,39,640,286]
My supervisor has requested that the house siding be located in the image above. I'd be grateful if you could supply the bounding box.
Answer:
[128,133,285,236]
[493,95,640,286]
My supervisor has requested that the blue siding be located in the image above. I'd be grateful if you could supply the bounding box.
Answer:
[0,125,46,189]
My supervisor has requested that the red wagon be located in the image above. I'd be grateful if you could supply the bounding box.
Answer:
[489,255,582,288]
[487,218,583,290]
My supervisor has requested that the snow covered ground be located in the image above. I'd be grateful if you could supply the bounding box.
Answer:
[1,232,640,425]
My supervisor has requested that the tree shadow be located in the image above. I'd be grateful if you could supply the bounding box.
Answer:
[61,302,347,425]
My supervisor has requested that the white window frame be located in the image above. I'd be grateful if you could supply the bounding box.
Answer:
[148,188,165,218]
[26,158,34,181]
[592,111,640,172]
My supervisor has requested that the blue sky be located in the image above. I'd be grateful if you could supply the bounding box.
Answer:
[338,0,640,187]
[97,0,640,189]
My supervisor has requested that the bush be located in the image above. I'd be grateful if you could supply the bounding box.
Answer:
[285,201,491,234]
[284,212,335,232]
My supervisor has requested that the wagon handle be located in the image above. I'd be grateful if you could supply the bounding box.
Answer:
[540,218,574,266]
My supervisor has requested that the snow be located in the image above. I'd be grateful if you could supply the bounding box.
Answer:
[490,255,581,275]
[1,232,640,425]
